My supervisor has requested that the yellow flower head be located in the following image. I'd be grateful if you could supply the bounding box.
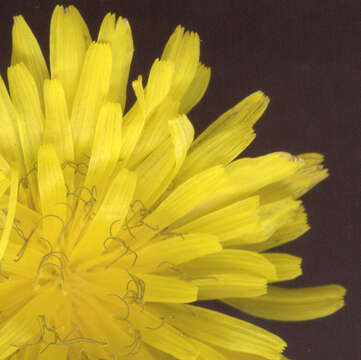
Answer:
[0,5,345,360]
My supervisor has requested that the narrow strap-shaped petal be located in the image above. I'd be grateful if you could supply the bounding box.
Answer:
[85,101,123,198]
[176,91,269,183]
[263,253,302,282]
[133,138,175,208]
[37,346,68,360]
[224,285,346,321]
[169,115,194,175]
[144,59,174,115]
[188,338,227,360]
[129,305,199,360]
[127,98,179,169]
[70,168,136,265]
[134,115,193,208]
[193,273,267,300]
[71,42,112,160]
[132,166,227,249]
[179,63,211,114]
[161,26,200,102]
[0,172,9,199]
[130,233,222,273]
[180,249,277,281]
[43,79,74,164]
[50,5,91,110]
[11,16,49,104]
[37,144,67,247]
[0,279,32,316]
[98,13,133,109]
[43,79,75,191]
[0,155,10,198]
[0,287,61,360]
[0,168,19,262]
[149,303,287,360]
[8,63,44,206]
[243,200,309,252]
[141,274,198,303]
[258,153,329,203]
[173,196,259,243]
[0,76,22,165]
[119,77,146,164]
[188,152,300,220]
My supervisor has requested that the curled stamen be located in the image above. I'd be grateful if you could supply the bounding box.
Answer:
[124,322,143,356]
[19,164,37,189]
[145,315,175,331]
[34,262,65,287]
[66,185,97,220]
[0,262,10,280]
[158,227,185,240]
[123,271,146,310]
[104,235,138,268]
[14,214,66,262]
[55,202,75,246]
[109,219,123,238]
[62,161,88,176]
[107,294,130,320]
[157,261,187,280]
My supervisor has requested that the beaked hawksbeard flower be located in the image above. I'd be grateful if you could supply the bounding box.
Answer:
[0,5,345,360]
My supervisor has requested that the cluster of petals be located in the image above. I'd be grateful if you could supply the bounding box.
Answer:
[0,5,345,360]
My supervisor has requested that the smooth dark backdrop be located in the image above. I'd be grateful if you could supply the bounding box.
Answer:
[0,1,358,359]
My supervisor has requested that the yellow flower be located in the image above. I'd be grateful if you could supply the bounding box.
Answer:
[0,5,345,360]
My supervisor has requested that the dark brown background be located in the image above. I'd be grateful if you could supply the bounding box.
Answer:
[0,0,358,359]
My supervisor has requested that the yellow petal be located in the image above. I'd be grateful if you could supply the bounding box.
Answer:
[134,115,194,208]
[119,77,146,164]
[8,63,44,205]
[98,13,133,109]
[0,279,33,319]
[263,253,302,282]
[173,196,259,243]
[37,144,67,247]
[50,5,91,110]
[129,306,199,360]
[243,201,309,252]
[149,303,286,360]
[70,168,136,265]
[169,115,194,175]
[132,166,227,249]
[141,274,198,303]
[180,63,211,114]
[71,42,112,160]
[130,233,222,273]
[0,174,9,200]
[133,137,175,208]
[144,59,174,114]
[85,101,123,197]
[38,346,68,360]
[225,285,346,321]
[43,79,74,163]
[180,249,277,281]
[127,98,180,168]
[0,287,61,360]
[193,273,267,300]
[43,79,75,191]
[188,338,226,360]
[161,26,200,102]
[184,152,299,221]
[0,76,22,165]
[176,91,268,183]
[11,16,49,104]
[0,168,19,262]
[258,153,329,202]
